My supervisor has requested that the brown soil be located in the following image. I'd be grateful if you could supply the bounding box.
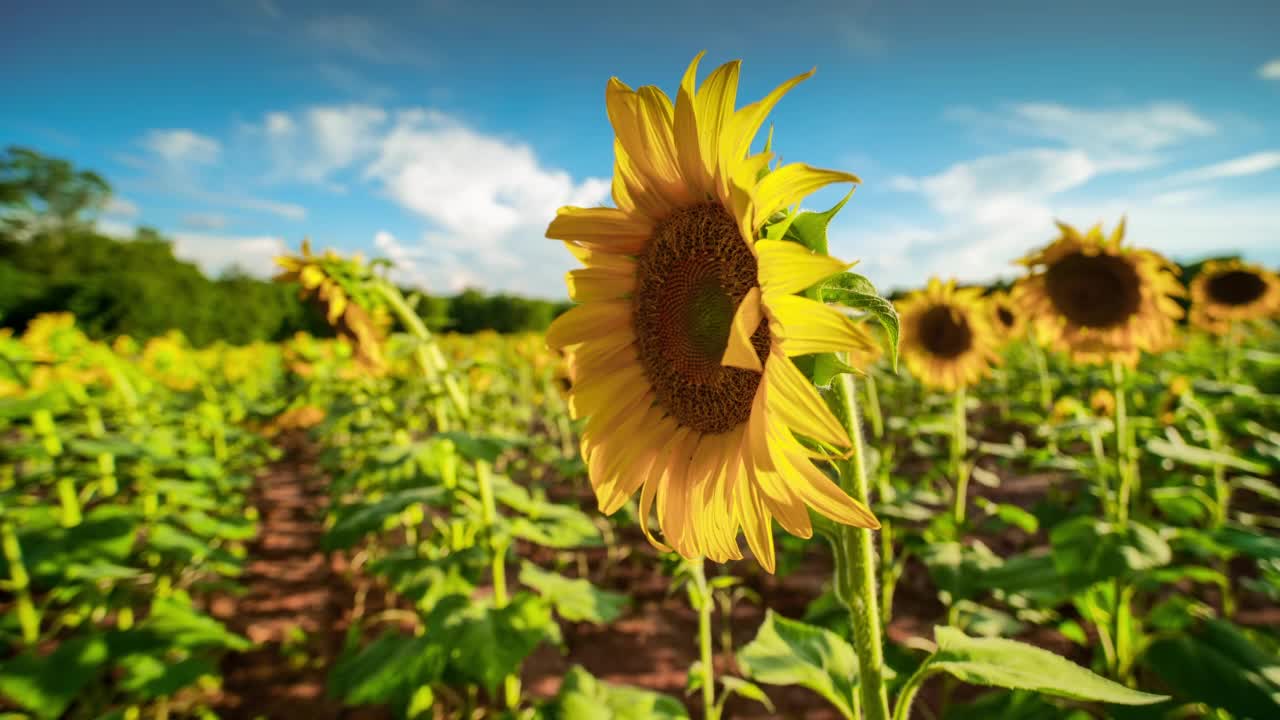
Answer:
[212,433,356,720]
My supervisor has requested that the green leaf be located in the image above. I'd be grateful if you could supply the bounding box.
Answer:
[1146,438,1270,474]
[550,665,689,720]
[931,626,1168,705]
[820,273,900,371]
[812,353,861,388]
[435,431,525,463]
[329,631,445,707]
[782,187,855,255]
[1213,526,1280,560]
[0,634,111,719]
[450,594,555,693]
[736,610,858,719]
[137,598,251,652]
[505,500,602,549]
[117,654,217,699]
[518,562,629,624]
[324,486,446,551]
[719,675,776,713]
[1050,518,1171,590]
[1142,619,1280,718]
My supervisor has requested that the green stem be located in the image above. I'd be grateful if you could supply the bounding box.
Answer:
[1031,341,1057,453]
[865,371,884,442]
[829,373,891,720]
[375,282,470,423]
[890,658,938,720]
[951,387,969,527]
[475,459,519,708]
[690,559,718,720]
[1,520,40,646]
[1112,361,1132,528]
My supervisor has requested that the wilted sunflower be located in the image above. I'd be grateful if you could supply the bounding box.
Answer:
[897,278,1001,391]
[1189,259,1280,334]
[1014,220,1184,366]
[545,53,880,572]
[275,240,388,372]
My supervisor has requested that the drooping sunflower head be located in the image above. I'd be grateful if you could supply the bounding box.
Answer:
[546,53,881,573]
[1013,219,1184,367]
[897,278,1002,391]
[1189,259,1280,333]
[275,240,389,372]
[985,289,1026,344]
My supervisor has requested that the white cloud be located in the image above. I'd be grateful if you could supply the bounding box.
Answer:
[1155,151,1280,186]
[947,101,1215,170]
[368,110,609,241]
[857,148,1131,291]
[181,212,230,230]
[251,104,388,187]
[1260,58,1280,79]
[142,129,222,168]
[171,233,287,277]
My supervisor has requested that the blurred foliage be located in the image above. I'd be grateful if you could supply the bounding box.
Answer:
[0,146,572,343]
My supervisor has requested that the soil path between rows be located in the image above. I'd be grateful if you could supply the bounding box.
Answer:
[213,433,352,720]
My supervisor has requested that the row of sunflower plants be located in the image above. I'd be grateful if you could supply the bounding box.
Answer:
[0,315,287,719]
[754,224,1280,718]
[272,246,687,718]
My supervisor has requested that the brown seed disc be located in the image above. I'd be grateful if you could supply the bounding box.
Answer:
[1045,252,1142,328]
[919,304,973,359]
[1206,269,1267,307]
[633,203,769,435]
[996,305,1016,330]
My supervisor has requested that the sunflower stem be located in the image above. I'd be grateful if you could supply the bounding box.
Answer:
[1111,361,1132,528]
[476,459,520,709]
[950,387,969,527]
[1,519,39,646]
[690,558,718,720]
[1030,340,1057,454]
[829,373,892,720]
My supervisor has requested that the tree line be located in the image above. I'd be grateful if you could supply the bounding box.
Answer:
[0,146,571,345]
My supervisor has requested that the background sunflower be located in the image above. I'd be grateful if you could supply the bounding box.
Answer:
[1014,220,1184,367]
[897,278,1001,391]
[985,288,1026,345]
[1189,259,1280,334]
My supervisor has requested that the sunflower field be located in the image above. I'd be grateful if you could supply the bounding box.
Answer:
[3,54,1280,720]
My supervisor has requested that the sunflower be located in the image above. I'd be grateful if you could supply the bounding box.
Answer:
[985,289,1026,344]
[1189,259,1280,334]
[1014,220,1184,367]
[275,240,388,372]
[545,53,880,572]
[896,278,1001,391]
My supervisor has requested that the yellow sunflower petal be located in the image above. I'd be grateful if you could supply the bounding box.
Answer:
[720,68,814,180]
[674,52,709,194]
[696,59,741,187]
[736,477,776,573]
[764,350,849,448]
[547,206,650,254]
[768,295,871,356]
[546,300,630,350]
[567,267,636,302]
[756,240,852,297]
[721,287,763,371]
[751,163,860,232]
[769,428,879,529]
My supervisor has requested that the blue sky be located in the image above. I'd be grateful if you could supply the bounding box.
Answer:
[5,0,1279,297]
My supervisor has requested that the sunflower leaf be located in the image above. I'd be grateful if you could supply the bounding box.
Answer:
[820,273,900,372]
[736,610,858,719]
[931,626,1169,705]
[782,187,855,256]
